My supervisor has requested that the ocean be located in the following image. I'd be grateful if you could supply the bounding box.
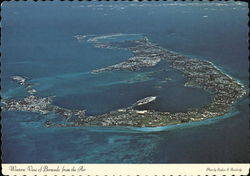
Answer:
[1,1,249,163]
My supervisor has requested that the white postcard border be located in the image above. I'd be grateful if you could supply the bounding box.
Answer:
[2,164,250,176]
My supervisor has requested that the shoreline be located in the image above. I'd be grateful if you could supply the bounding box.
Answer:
[2,34,247,129]
[50,109,241,133]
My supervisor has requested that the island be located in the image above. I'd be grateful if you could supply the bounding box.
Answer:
[1,36,247,128]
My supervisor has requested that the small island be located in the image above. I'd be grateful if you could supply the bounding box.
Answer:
[1,36,247,128]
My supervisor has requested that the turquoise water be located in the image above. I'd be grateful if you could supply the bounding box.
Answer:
[1,1,249,163]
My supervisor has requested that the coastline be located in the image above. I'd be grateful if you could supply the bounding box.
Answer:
[2,34,247,129]
[166,47,248,88]
[56,108,241,134]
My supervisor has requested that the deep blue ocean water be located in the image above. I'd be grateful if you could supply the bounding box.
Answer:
[1,1,249,163]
